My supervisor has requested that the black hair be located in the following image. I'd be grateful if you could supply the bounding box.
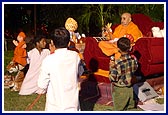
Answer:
[117,37,131,52]
[33,34,46,45]
[51,27,70,48]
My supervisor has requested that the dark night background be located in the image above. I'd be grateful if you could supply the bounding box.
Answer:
[4,4,164,44]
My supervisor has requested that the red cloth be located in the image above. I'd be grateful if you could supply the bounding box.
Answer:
[84,37,164,77]
[153,22,164,29]
[134,38,164,64]
[125,34,134,43]
[83,14,164,82]
[132,13,153,37]
[83,37,110,71]
[133,38,164,76]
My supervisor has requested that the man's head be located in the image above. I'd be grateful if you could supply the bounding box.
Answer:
[117,37,131,52]
[52,27,70,48]
[121,12,132,26]
[33,34,47,49]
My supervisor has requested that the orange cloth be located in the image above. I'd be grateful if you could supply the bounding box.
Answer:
[94,69,109,78]
[12,41,27,66]
[112,22,143,42]
[78,53,84,60]
[99,22,143,58]
[18,32,26,40]
[98,41,121,59]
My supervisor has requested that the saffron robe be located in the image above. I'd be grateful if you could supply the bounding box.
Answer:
[12,41,27,66]
[99,22,143,57]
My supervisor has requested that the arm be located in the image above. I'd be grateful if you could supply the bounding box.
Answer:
[37,58,50,94]
[112,25,122,39]
[127,23,143,42]
[105,23,113,40]
[132,55,138,72]
[22,44,27,49]
[49,40,56,54]
[14,41,26,48]
[13,40,18,46]
[109,57,118,82]
[106,30,113,40]
[26,50,31,64]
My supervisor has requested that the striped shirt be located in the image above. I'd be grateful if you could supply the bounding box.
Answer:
[109,54,138,87]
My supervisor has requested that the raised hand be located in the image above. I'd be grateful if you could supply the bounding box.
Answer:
[13,40,18,46]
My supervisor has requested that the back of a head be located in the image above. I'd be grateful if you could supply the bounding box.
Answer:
[117,37,131,52]
[52,27,70,48]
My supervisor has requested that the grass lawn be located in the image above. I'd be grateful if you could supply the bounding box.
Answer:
[4,88,143,111]
[4,89,46,111]
[3,50,143,112]
[4,88,115,111]
[3,50,114,111]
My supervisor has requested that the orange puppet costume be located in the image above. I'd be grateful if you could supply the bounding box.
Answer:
[99,22,143,58]
[12,32,27,66]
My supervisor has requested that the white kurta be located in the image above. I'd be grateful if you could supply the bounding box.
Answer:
[38,48,80,111]
[19,48,50,95]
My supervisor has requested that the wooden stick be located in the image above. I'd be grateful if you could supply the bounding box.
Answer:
[25,94,42,111]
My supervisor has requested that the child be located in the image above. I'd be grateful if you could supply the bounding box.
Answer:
[12,31,27,70]
[109,37,138,111]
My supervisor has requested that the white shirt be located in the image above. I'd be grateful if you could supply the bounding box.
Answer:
[38,48,80,111]
[19,48,50,95]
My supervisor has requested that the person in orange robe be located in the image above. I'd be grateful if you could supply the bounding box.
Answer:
[99,12,143,58]
[12,32,27,70]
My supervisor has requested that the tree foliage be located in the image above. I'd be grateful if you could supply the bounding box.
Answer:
[40,4,164,36]
[4,4,164,37]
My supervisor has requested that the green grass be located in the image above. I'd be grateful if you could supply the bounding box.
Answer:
[3,50,114,111]
[3,50,143,111]
[4,50,14,74]
[4,89,46,111]
[4,88,143,111]
[4,88,115,111]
